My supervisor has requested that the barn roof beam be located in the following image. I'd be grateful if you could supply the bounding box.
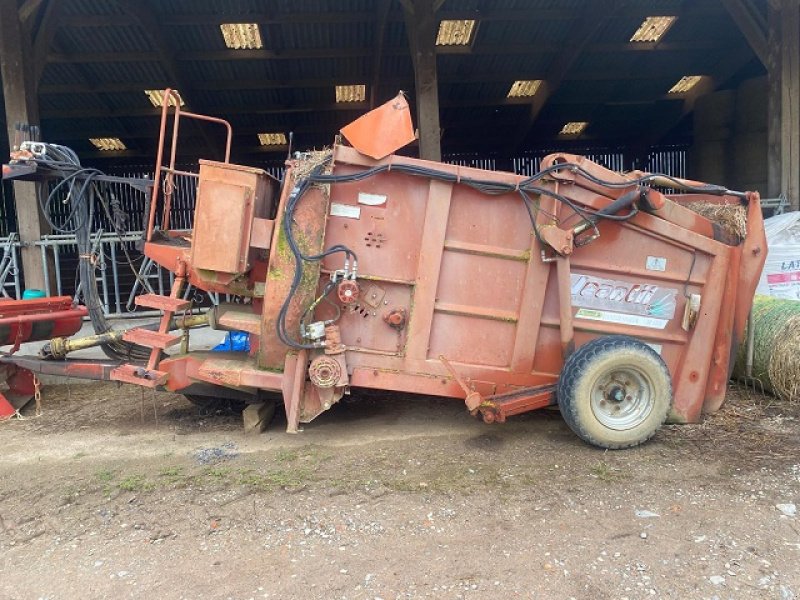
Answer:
[509,1,623,152]
[721,0,768,67]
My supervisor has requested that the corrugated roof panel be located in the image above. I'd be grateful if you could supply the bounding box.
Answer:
[192,88,286,108]
[280,21,374,50]
[383,21,407,48]
[39,93,110,112]
[62,0,125,16]
[570,51,639,74]
[477,18,575,46]
[44,117,126,136]
[151,0,373,16]
[40,63,91,85]
[438,53,555,79]
[169,24,230,52]
[82,61,171,84]
[379,55,414,79]
[443,81,509,103]
[287,56,372,80]
[179,59,283,82]
[54,25,152,53]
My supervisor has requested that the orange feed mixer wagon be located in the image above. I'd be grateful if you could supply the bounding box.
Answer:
[1,92,766,448]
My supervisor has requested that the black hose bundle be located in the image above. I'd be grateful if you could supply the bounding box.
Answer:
[27,143,150,361]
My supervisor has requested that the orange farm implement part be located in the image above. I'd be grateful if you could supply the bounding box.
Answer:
[2,92,766,448]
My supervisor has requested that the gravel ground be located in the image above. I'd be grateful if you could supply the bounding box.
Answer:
[0,382,798,600]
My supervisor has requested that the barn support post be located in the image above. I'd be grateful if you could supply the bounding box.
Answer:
[403,0,442,162]
[0,0,49,291]
[767,0,800,209]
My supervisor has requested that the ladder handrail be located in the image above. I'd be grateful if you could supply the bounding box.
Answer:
[146,88,233,241]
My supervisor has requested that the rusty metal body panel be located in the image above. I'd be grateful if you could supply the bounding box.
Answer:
[191,160,272,277]
[290,146,764,425]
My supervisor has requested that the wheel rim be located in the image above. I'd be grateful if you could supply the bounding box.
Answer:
[590,366,655,431]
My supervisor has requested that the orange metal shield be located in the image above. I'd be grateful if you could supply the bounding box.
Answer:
[340,93,416,160]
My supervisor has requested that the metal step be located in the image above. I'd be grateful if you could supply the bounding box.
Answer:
[110,364,168,388]
[134,294,191,312]
[214,303,261,335]
[122,328,182,349]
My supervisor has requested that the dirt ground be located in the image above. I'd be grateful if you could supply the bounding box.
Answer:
[0,381,798,600]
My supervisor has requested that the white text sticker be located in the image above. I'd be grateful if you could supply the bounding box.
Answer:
[646,256,667,272]
[358,192,387,206]
[330,203,361,219]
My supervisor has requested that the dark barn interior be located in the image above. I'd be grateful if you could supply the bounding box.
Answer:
[1,0,798,297]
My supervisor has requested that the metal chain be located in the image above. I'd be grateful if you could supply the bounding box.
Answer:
[33,374,42,417]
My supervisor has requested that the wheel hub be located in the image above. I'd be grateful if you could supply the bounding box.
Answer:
[591,368,654,431]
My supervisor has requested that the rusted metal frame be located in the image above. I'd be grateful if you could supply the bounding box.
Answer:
[321,269,415,286]
[197,357,282,390]
[703,246,740,414]
[258,163,330,369]
[147,91,176,241]
[487,384,557,419]
[158,353,283,393]
[346,353,558,390]
[334,144,527,188]
[144,241,260,298]
[349,367,557,401]
[335,146,721,249]
[160,96,184,233]
[670,248,730,423]
[145,272,185,371]
[442,240,529,261]
[539,316,690,344]
[282,350,308,433]
[160,167,200,179]
[0,307,87,326]
[510,195,557,372]
[568,256,707,287]
[733,193,766,344]
[405,179,453,360]
[148,90,234,239]
[433,302,517,323]
[0,355,121,381]
[555,188,726,257]
[556,256,575,358]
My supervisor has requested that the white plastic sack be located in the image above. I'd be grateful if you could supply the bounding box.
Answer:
[756,211,800,299]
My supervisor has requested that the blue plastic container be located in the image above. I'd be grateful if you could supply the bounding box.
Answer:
[22,289,46,299]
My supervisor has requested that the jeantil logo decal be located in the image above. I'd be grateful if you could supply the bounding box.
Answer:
[570,274,678,320]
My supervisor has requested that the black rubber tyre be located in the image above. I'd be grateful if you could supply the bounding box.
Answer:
[556,335,672,449]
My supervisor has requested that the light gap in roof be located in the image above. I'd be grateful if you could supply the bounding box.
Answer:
[220,23,263,50]
[559,121,589,135]
[335,84,366,103]
[507,80,543,98]
[630,16,677,43]
[668,75,703,94]
[144,89,184,107]
[258,132,287,146]
[436,20,476,46]
[89,137,126,151]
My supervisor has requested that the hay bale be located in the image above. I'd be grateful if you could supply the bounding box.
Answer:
[685,201,747,242]
[733,295,800,401]
[292,148,333,182]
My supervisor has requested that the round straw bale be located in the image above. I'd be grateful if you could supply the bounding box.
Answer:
[733,295,800,401]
